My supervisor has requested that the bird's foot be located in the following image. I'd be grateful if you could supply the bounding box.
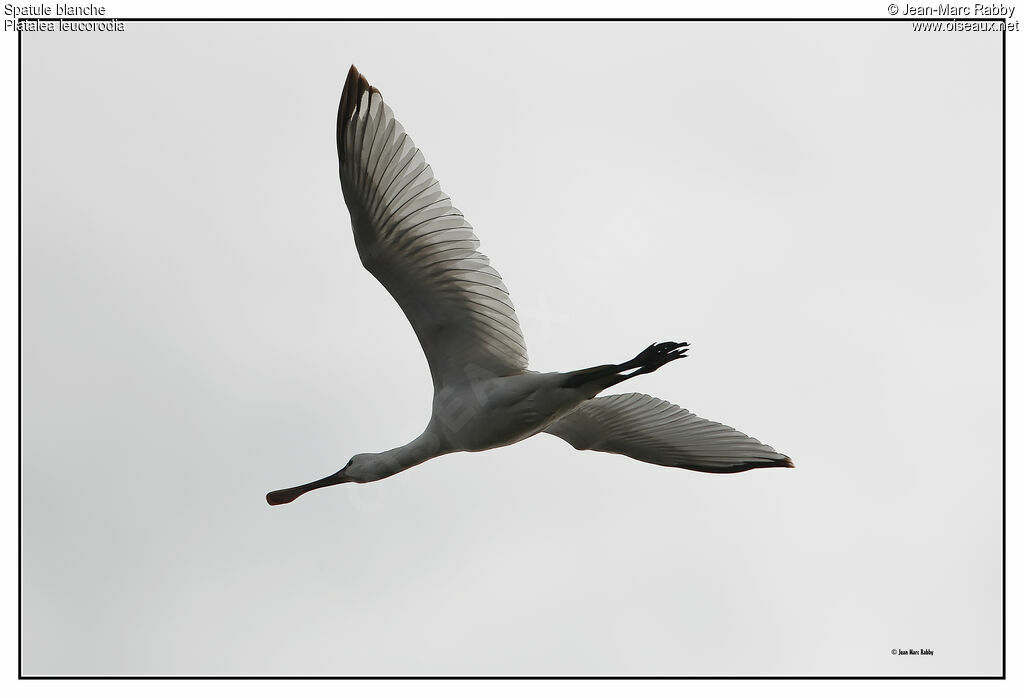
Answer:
[561,340,691,391]
[631,341,689,374]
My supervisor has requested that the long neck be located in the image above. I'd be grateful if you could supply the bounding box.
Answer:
[366,430,446,482]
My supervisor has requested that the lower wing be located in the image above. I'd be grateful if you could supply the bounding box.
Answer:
[544,393,792,473]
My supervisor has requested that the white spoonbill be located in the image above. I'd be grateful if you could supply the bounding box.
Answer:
[266,66,792,506]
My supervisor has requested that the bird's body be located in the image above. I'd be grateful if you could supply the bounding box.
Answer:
[432,371,589,452]
[266,66,792,506]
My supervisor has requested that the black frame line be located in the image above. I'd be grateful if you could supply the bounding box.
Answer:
[16,14,1007,679]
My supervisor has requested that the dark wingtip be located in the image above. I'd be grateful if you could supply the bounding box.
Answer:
[746,455,794,471]
[687,455,794,474]
[337,64,380,164]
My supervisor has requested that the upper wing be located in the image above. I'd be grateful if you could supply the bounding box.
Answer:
[336,66,528,389]
[544,393,792,473]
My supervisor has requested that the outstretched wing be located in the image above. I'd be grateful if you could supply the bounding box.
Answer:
[337,66,528,390]
[544,393,792,473]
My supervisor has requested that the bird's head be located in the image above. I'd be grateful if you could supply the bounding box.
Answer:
[340,454,384,484]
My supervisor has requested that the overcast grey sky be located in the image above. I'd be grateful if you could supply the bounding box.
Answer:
[21,21,1001,676]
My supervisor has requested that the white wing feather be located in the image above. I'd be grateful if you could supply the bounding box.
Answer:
[336,66,528,390]
[545,393,793,473]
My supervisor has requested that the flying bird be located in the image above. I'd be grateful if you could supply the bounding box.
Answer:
[266,66,792,506]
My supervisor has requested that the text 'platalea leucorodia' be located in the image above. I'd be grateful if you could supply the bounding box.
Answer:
[266,66,792,506]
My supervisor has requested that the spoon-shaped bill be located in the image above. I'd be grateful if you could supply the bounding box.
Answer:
[266,471,350,506]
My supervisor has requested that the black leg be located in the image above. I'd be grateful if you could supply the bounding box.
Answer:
[562,341,689,391]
